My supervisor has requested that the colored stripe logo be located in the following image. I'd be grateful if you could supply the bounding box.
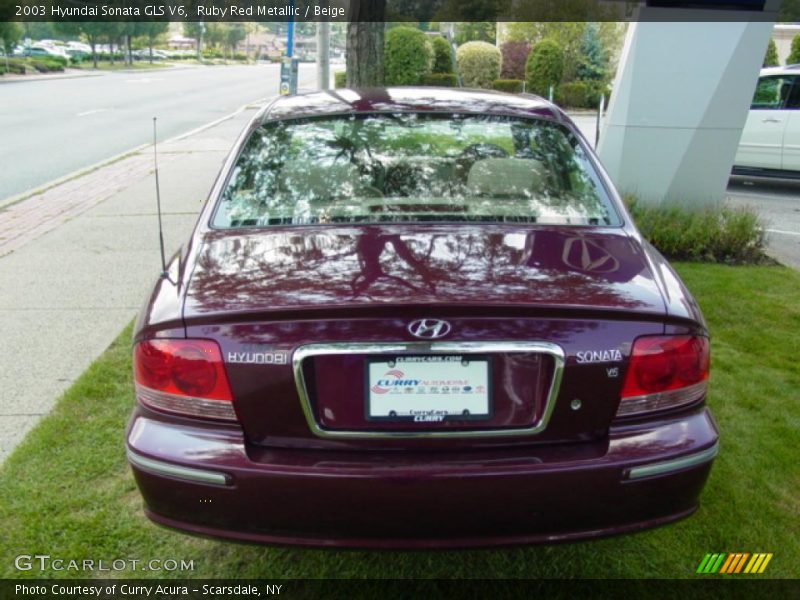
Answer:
[696,553,773,574]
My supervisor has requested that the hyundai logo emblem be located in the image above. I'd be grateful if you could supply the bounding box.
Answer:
[408,319,452,339]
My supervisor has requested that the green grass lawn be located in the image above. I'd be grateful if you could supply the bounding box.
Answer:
[1,263,798,579]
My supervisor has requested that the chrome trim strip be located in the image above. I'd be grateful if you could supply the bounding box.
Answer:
[126,449,230,486]
[626,442,720,480]
[292,341,565,439]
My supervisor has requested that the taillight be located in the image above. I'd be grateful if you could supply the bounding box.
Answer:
[133,339,237,421]
[617,335,709,417]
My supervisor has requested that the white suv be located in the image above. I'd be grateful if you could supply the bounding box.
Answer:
[734,65,800,177]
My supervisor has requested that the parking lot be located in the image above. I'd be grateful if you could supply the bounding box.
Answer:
[727,178,800,269]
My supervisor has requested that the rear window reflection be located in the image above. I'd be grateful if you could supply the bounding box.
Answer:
[212,113,619,228]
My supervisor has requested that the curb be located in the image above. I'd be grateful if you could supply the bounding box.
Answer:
[0,70,104,84]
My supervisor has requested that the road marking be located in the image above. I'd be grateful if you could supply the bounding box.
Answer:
[766,228,800,236]
[77,108,108,117]
[125,78,164,83]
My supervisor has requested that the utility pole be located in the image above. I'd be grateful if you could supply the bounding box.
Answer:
[316,22,330,90]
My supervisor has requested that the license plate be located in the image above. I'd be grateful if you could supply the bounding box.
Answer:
[367,355,490,422]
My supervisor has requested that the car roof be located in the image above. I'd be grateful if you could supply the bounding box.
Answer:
[261,87,565,123]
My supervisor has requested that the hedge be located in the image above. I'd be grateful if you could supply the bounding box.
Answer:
[500,41,529,80]
[334,71,346,88]
[423,72,458,87]
[626,197,768,264]
[456,41,501,89]
[492,79,524,93]
[525,39,564,98]
[384,26,432,86]
[430,35,453,74]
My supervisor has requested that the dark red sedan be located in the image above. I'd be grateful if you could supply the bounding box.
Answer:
[126,88,718,548]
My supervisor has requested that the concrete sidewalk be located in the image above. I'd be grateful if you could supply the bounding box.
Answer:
[0,107,257,463]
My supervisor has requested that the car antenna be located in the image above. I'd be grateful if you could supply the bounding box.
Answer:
[152,117,168,278]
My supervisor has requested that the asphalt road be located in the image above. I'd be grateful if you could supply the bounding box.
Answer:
[0,62,322,201]
[727,178,800,270]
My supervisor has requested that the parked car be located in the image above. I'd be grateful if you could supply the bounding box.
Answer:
[734,65,800,177]
[22,44,69,60]
[127,88,717,548]
[132,49,168,60]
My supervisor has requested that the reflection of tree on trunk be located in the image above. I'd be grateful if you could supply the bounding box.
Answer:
[352,229,438,296]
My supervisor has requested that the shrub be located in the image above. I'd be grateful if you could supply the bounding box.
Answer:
[788,34,800,65]
[456,41,501,89]
[334,70,346,88]
[384,26,432,86]
[585,80,611,109]
[430,35,453,74]
[0,58,26,75]
[500,40,529,80]
[555,81,589,108]
[525,39,564,98]
[28,57,66,73]
[625,197,768,264]
[422,72,458,87]
[492,79,523,93]
[764,38,779,67]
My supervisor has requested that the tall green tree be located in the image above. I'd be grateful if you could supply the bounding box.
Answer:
[183,22,204,58]
[54,22,110,68]
[788,34,800,65]
[577,22,606,81]
[137,22,169,63]
[225,24,247,57]
[507,22,622,83]
[525,38,564,97]
[0,21,22,54]
[763,38,779,67]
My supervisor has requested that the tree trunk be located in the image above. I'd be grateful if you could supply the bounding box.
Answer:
[126,34,132,65]
[345,0,386,87]
[149,42,153,64]
[91,40,97,69]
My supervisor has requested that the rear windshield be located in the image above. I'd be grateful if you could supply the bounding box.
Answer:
[212,113,619,228]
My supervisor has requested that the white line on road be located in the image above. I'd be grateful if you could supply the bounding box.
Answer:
[766,228,800,236]
[77,108,108,117]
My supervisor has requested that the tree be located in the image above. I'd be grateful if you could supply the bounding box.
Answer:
[525,39,564,97]
[0,21,21,73]
[224,24,247,57]
[183,22,204,58]
[576,22,606,82]
[138,22,169,63]
[54,22,109,68]
[763,38,779,67]
[346,0,386,87]
[0,21,22,54]
[789,35,800,65]
[453,22,495,45]
[507,22,622,83]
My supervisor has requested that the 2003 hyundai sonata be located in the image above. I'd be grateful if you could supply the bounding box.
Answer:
[126,88,718,548]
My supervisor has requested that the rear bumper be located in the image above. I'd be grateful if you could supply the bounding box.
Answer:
[126,407,719,548]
